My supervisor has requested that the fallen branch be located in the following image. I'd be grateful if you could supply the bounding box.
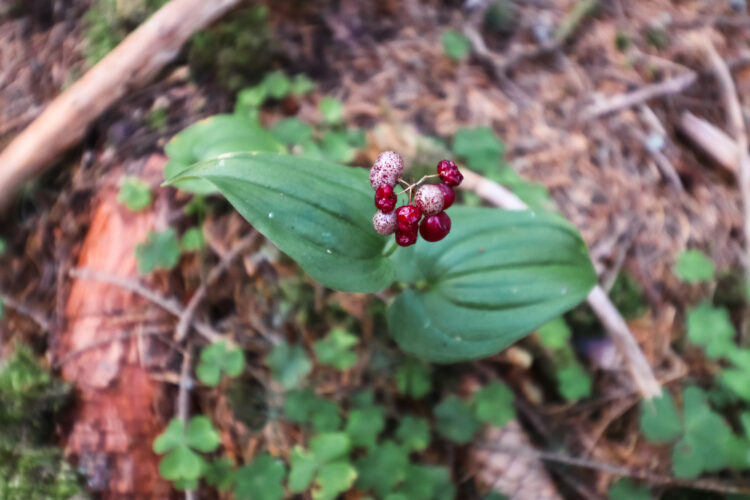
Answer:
[581,72,697,120]
[679,111,739,175]
[0,0,241,208]
[460,168,662,399]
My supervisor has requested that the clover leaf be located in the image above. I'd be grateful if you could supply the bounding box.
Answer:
[674,250,715,283]
[315,329,358,370]
[395,464,455,500]
[442,29,471,61]
[118,176,152,211]
[196,341,244,386]
[284,389,342,432]
[473,381,515,427]
[395,416,431,452]
[181,227,204,252]
[687,303,735,359]
[345,404,385,449]
[266,342,312,389]
[319,97,344,125]
[235,454,286,500]
[289,433,355,500]
[608,479,651,500]
[135,228,180,274]
[434,395,480,444]
[639,391,682,444]
[153,416,221,486]
[395,358,432,399]
[204,457,235,491]
[355,440,409,498]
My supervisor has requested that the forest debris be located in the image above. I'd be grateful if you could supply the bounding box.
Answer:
[0,0,241,209]
[461,168,662,399]
[679,111,739,175]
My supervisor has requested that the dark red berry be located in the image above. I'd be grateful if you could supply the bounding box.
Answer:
[375,185,397,213]
[436,183,455,209]
[396,204,422,232]
[419,211,451,242]
[437,160,463,187]
[395,227,418,247]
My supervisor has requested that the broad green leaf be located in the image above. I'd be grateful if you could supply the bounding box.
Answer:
[313,461,357,500]
[453,127,505,172]
[388,207,597,362]
[557,364,593,402]
[164,115,285,194]
[639,391,682,444]
[473,381,515,426]
[271,117,313,145]
[319,97,344,125]
[266,342,311,389]
[434,396,480,444]
[184,416,221,452]
[608,479,651,500]
[395,416,430,451]
[355,441,409,497]
[442,29,471,61]
[674,250,715,283]
[345,405,385,449]
[165,152,395,292]
[395,358,432,398]
[234,454,285,500]
[181,227,204,252]
[196,341,244,386]
[315,329,358,370]
[135,228,180,274]
[204,457,235,491]
[118,176,152,211]
[686,303,735,359]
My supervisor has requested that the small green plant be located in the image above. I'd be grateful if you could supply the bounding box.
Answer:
[608,479,650,500]
[152,416,221,490]
[135,228,181,274]
[314,329,358,370]
[180,227,204,252]
[434,395,481,444]
[266,342,313,390]
[196,341,244,386]
[537,318,593,402]
[674,249,715,284]
[442,29,471,61]
[234,454,285,500]
[118,176,152,211]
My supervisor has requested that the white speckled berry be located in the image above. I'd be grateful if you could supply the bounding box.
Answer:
[414,184,444,215]
[369,151,404,190]
[373,210,398,235]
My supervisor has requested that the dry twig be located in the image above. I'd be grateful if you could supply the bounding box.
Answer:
[460,168,662,399]
[679,111,739,174]
[0,290,51,332]
[0,0,241,208]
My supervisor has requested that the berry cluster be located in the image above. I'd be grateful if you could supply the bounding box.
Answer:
[370,152,463,247]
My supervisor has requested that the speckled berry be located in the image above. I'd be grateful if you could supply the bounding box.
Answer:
[414,184,444,215]
[419,212,451,242]
[369,151,405,190]
[373,211,397,235]
[375,185,397,213]
[437,160,463,187]
[396,204,422,232]
[436,183,455,209]
[395,227,418,247]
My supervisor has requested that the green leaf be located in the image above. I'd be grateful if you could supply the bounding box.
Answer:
[320,131,356,163]
[271,117,313,145]
[473,381,515,426]
[608,479,651,500]
[184,415,221,452]
[181,227,204,252]
[395,464,455,500]
[236,85,268,112]
[204,457,235,491]
[395,416,431,452]
[262,71,292,99]
[266,342,312,389]
[0,238,6,255]
[674,250,715,283]
[234,454,285,500]
[164,115,286,194]
[319,97,344,125]
[283,389,342,431]
[537,317,572,350]
[310,432,351,462]
[315,329,358,370]
[639,391,682,444]
[434,395,480,444]
[313,461,357,500]
[135,228,181,274]
[0,298,4,319]
[723,368,750,401]
[196,341,244,386]
[453,127,505,172]
[345,405,385,449]
[158,444,205,481]
[442,29,471,61]
[355,441,409,497]
[289,447,317,492]
[291,74,316,96]
[118,176,152,211]
[557,364,593,402]
[388,207,597,362]
[153,418,185,453]
[395,357,432,398]
[686,303,735,359]
[165,152,395,293]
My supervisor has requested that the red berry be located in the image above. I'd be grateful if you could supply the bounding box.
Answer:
[375,185,397,213]
[419,212,451,242]
[373,211,397,235]
[437,160,463,187]
[396,204,422,232]
[370,151,404,190]
[414,184,444,215]
[436,183,455,209]
[395,227,418,247]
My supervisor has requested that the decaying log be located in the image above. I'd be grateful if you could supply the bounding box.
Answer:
[0,0,240,209]
[57,155,173,499]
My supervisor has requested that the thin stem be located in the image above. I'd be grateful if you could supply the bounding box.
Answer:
[382,239,399,257]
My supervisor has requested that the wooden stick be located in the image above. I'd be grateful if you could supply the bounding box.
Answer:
[460,168,662,399]
[0,0,240,208]
[679,111,739,174]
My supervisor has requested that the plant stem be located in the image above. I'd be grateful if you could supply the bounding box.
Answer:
[382,239,399,257]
